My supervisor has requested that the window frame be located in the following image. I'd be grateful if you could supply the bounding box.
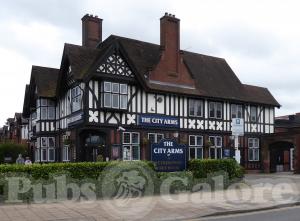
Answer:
[188,99,203,117]
[209,102,223,119]
[48,148,55,162]
[63,145,70,162]
[122,132,140,161]
[231,104,243,119]
[248,138,260,161]
[250,106,258,123]
[103,81,128,110]
[148,133,164,144]
[189,135,204,160]
[71,86,82,113]
[208,136,223,159]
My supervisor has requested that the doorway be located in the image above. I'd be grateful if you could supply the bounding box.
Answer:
[81,132,106,162]
[269,141,294,173]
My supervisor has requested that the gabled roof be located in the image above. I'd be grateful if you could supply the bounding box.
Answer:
[22,85,30,118]
[30,66,59,97]
[58,35,280,107]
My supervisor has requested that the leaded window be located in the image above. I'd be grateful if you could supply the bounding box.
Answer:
[103,81,128,110]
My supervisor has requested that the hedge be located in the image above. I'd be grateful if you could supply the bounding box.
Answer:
[0,160,244,203]
[188,159,245,180]
[0,143,27,163]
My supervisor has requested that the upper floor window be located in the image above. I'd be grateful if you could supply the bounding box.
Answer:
[71,86,82,112]
[250,106,257,122]
[38,99,55,120]
[209,102,222,119]
[231,104,243,119]
[189,99,203,117]
[103,82,128,110]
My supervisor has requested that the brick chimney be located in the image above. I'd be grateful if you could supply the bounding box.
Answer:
[149,13,195,88]
[82,14,102,48]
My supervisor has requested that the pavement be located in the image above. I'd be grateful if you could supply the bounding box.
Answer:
[0,173,300,221]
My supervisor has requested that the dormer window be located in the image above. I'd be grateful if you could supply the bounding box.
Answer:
[102,81,128,110]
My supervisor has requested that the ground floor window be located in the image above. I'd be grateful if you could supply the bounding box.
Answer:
[209,136,223,159]
[48,148,55,162]
[63,145,70,162]
[248,138,259,161]
[122,132,140,161]
[41,148,47,162]
[148,133,164,144]
[189,135,203,159]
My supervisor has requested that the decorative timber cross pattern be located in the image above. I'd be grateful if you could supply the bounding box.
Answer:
[97,53,134,78]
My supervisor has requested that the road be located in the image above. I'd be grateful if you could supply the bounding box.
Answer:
[196,205,300,221]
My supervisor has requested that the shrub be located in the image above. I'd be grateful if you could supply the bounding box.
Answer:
[188,159,245,180]
[0,143,27,163]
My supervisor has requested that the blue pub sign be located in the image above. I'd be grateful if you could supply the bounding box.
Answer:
[151,139,187,172]
[138,114,180,128]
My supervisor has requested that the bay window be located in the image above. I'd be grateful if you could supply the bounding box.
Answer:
[103,81,128,110]
[37,99,55,120]
[209,136,223,159]
[189,135,203,159]
[122,132,140,160]
[39,137,56,162]
[248,138,259,161]
[71,86,82,112]
[209,102,222,119]
[189,99,203,117]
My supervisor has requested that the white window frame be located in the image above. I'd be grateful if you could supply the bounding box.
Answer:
[63,145,70,162]
[103,81,128,110]
[71,86,82,112]
[209,136,223,159]
[248,138,260,161]
[209,102,223,119]
[48,148,55,162]
[231,104,243,119]
[122,132,140,161]
[189,99,203,117]
[41,148,47,162]
[189,135,203,160]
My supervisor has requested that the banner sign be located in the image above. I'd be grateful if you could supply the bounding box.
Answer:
[151,139,187,172]
[138,114,180,128]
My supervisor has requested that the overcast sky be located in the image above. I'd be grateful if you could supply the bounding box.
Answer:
[0,0,299,125]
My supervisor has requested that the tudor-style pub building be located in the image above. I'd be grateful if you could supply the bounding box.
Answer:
[22,13,279,171]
